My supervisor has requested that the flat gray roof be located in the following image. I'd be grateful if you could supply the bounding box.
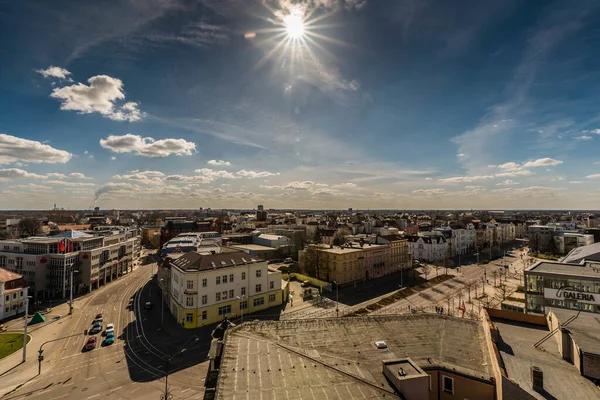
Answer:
[548,308,600,355]
[216,315,492,400]
[526,261,600,278]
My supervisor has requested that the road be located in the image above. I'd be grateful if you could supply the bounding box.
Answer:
[1,261,210,400]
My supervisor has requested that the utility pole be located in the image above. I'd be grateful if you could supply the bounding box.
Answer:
[69,268,78,315]
[23,297,30,362]
[333,281,339,317]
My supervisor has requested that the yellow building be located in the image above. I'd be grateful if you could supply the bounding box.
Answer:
[299,244,364,286]
[167,248,284,328]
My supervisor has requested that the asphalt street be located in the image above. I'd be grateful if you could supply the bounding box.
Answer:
[1,262,211,400]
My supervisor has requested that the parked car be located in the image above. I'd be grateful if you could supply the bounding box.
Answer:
[89,323,102,334]
[104,323,115,336]
[83,337,97,351]
[95,313,103,319]
[144,301,152,310]
[284,257,293,263]
[104,331,115,346]
[92,317,102,325]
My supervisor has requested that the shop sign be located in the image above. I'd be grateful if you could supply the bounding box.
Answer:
[544,288,600,306]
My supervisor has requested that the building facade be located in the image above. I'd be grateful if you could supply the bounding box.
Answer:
[0,269,28,321]
[407,236,447,262]
[298,245,364,286]
[167,249,283,328]
[525,261,600,315]
[361,244,391,280]
[0,229,140,300]
[379,235,411,272]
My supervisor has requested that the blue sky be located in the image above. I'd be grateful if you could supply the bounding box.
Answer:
[1,0,600,210]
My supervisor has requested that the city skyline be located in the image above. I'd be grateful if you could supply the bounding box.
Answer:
[2,0,600,210]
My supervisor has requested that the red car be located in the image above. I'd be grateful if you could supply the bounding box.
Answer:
[84,336,97,351]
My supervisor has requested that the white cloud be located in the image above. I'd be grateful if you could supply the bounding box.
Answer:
[207,159,231,166]
[69,172,89,179]
[587,174,600,179]
[497,162,521,170]
[111,156,117,160]
[332,182,357,189]
[100,134,196,157]
[46,180,95,187]
[569,181,583,184]
[46,173,67,179]
[496,180,519,186]
[464,185,485,190]
[10,183,53,190]
[236,169,278,178]
[0,133,72,164]
[36,66,72,80]
[522,158,563,168]
[163,175,213,184]
[495,169,533,177]
[438,175,493,184]
[456,153,465,157]
[49,75,144,122]
[195,168,237,181]
[412,188,446,195]
[575,135,592,140]
[591,129,600,134]
[425,177,432,180]
[113,170,165,184]
[0,168,46,180]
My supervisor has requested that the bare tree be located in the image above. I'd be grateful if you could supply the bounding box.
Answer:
[495,283,514,303]
[457,289,464,310]
[302,246,327,281]
[464,280,474,303]
[18,217,41,237]
[492,270,499,287]
[421,264,432,282]
[433,262,441,279]
[444,293,453,316]
[332,228,351,246]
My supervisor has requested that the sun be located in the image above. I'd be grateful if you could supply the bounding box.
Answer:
[284,13,305,39]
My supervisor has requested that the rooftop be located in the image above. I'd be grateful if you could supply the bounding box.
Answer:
[561,242,600,263]
[229,244,278,251]
[526,261,600,278]
[169,248,263,272]
[548,307,600,355]
[0,268,24,283]
[314,244,363,254]
[215,315,492,400]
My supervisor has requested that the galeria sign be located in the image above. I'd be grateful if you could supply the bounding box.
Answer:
[544,288,600,305]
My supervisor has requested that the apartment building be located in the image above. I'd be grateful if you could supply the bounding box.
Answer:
[361,243,391,280]
[298,245,365,286]
[0,268,28,321]
[553,233,594,255]
[167,248,283,328]
[407,235,447,262]
[379,235,411,272]
[448,223,477,256]
[0,228,140,300]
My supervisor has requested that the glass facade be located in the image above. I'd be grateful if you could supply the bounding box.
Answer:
[526,272,600,314]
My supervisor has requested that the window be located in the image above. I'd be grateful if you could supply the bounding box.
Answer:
[255,284,262,293]
[202,278,207,287]
[442,376,454,394]
[223,275,228,284]
[202,310,207,320]
[218,305,232,316]
[222,291,228,300]
[229,274,234,283]
[253,297,264,307]
[270,281,274,290]
[240,300,248,310]
[256,269,262,278]
[242,272,246,280]
[241,287,246,296]
[229,289,234,298]
[216,276,220,285]
[202,295,207,305]
[216,293,221,302]
[186,280,193,289]
[5,295,8,302]
[185,313,193,323]
[19,291,23,297]
[269,294,276,303]
[186,297,193,307]
[13,293,16,299]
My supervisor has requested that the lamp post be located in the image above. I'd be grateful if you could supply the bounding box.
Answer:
[333,281,339,317]
[23,296,31,363]
[236,295,246,323]
[159,278,165,328]
[69,269,79,315]
[162,336,199,400]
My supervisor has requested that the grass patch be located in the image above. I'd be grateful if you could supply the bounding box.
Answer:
[0,333,29,359]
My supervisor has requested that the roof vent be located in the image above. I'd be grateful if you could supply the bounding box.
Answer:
[399,368,406,377]
[241,257,248,264]
[375,341,387,349]
[211,261,216,268]
[220,261,227,266]
[230,259,236,265]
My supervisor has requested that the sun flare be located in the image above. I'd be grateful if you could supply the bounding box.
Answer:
[284,14,305,39]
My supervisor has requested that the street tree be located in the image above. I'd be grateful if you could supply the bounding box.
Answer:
[18,217,41,237]
[302,246,326,281]
[332,228,351,246]
[492,270,499,287]
[464,280,474,303]
[495,283,514,303]
[421,264,431,282]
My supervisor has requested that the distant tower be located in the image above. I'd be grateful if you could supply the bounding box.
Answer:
[257,205,267,222]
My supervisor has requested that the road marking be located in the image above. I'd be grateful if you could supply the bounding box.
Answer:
[106,370,117,374]
[51,395,69,400]
[86,376,96,380]
[87,395,100,400]
[63,382,74,387]
[131,387,140,393]
[111,386,123,391]
[181,388,191,393]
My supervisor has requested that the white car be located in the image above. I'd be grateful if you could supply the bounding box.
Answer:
[105,323,115,335]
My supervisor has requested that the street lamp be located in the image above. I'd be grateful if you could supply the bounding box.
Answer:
[23,295,32,363]
[333,281,339,317]
[159,278,165,328]
[69,269,79,315]
[162,336,199,400]
[236,295,246,323]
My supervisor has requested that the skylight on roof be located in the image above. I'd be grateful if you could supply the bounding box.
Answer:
[220,261,227,266]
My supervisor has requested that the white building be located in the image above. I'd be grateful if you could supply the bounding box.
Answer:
[0,268,28,321]
[448,223,477,256]
[0,228,140,301]
[407,235,447,262]
[167,248,284,328]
